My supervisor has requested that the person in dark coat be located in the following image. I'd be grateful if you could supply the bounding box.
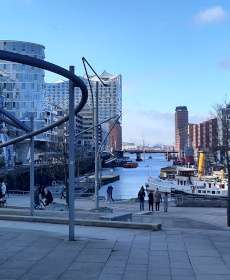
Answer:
[107,185,113,202]
[148,190,154,211]
[138,186,145,211]
[155,188,162,211]
[43,187,53,206]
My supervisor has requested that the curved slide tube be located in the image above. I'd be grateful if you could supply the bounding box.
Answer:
[0,107,31,132]
[0,50,88,148]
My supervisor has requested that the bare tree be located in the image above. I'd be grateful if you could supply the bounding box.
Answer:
[215,102,230,226]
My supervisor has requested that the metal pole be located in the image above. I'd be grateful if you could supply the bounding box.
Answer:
[68,66,75,241]
[94,81,99,209]
[29,114,34,216]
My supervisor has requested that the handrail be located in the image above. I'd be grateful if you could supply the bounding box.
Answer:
[0,50,88,148]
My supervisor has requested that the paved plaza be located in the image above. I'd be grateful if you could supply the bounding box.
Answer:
[0,214,230,279]
[1,196,230,279]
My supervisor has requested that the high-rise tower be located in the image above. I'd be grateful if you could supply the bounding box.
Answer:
[175,106,188,156]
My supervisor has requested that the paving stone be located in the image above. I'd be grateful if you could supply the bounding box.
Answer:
[59,270,99,280]
[148,267,171,276]
[190,256,223,265]
[0,268,27,279]
[128,256,148,265]
[187,249,219,257]
[123,270,147,280]
[68,262,104,272]
[149,276,171,280]
[193,263,230,275]
[86,241,115,249]
[172,276,196,280]
[171,268,194,276]
[149,250,168,256]
[196,275,230,280]
[21,275,58,280]
[0,259,36,269]
[126,264,147,272]
[98,273,123,280]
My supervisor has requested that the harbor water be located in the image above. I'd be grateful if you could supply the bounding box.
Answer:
[99,153,171,200]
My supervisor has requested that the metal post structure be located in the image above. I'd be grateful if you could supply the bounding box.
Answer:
[99,152,102,191]
[94,81,99,209]
[29,114,34,216]
[68,66,76,241]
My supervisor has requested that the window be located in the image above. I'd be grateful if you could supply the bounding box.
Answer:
[212,191,215,194]
[198,190,201,193]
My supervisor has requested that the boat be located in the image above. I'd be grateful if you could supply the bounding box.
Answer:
[146,166,228,197]
[123,162,138,168]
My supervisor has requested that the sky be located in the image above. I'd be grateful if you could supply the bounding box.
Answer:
[0,0,230,145]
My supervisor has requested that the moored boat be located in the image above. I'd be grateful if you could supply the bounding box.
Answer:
[123,162,138,168]
[147,166,228,197]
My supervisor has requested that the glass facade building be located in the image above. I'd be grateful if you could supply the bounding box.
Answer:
[0,40,45,130]
[45,71,122,124]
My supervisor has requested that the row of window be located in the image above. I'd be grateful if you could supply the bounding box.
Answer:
[197,190,221,194]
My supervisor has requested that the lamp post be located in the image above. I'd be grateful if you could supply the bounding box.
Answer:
[94,81,99,209]
[29,114,34,216]
[68,65,75,241]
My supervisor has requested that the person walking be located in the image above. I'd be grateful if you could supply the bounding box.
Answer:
[148,190,154,212]
[107,185,113,202]
[1,179,6,197]
[0,178,7,207]
[138,186,145,211]
[163,192,169,212]
[0,178,6,207]
[155,188,162,211]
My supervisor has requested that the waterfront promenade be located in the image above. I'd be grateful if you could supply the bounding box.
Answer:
[0,197,230,279]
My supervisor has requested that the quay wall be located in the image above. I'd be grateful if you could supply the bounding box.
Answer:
[0,158,94,191]
[175,195,227,208]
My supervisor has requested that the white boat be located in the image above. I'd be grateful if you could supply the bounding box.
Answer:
[147,167,228,197]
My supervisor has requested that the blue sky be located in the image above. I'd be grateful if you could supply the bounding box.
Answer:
[1,0,230,144]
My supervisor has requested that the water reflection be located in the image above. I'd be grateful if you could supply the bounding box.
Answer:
[99,153,171,199]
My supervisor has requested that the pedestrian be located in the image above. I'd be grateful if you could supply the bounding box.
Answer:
[163,192,169,212]
[138,186,145,211]
[60,185,66,199]
[43,187,53,206]
[155,188,162,211]
[148,190,154,211]
[0,178,7,207]
[1,179,6,197]
[107,185,113,202]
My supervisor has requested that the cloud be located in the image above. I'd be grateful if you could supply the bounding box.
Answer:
[219,57,230,70]
[122,109,208,146]
[122,109,174,145]
[195,6,227,24]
